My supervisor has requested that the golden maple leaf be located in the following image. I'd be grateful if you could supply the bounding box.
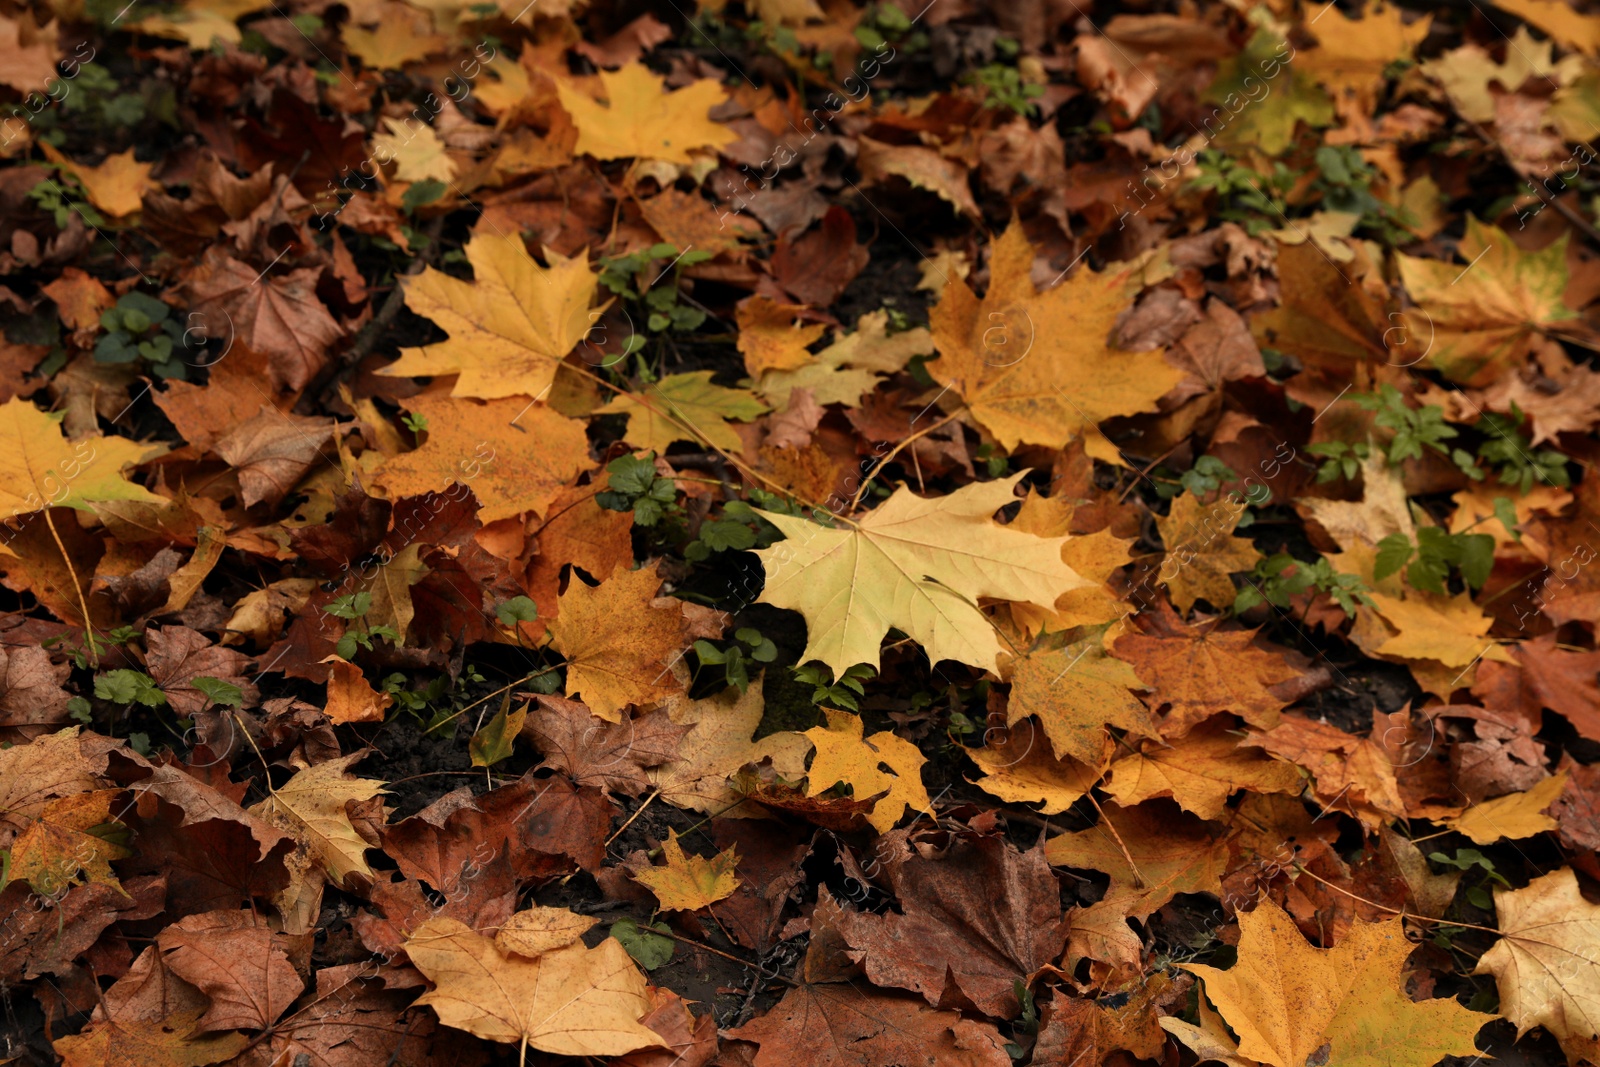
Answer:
[1476,868,1600,1066]
[40,144,157,218]
[753,474,1090,676]
[1104,717,1303,821]
[737,297,826,376]
[1491,0,1600,56]
[547,564,684,721]
[371,116,457,182]
[248,753,387,888]
[7,789,131,897]
[965,727,1107,815]
[647,677,811,817]
[372,394,590,523]
[1445,771,1567,845]
[927,219,1183,456]
[1396,216,1584,385]
[1006,638,1158,765]
[1044,802,1230,919]
[803,708,931,835]
[378,232,603,401]
[495,906,599,958]
[407,918,665,1059]
[1302,5,1432,116]
[598,371,767,453]
[630,829,740,912]
[0,398,161,516]
[1155,492,1260,614]
[1175,898,1491,1067]
[555,62,737,164]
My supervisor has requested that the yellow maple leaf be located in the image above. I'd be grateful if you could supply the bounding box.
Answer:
[343,15,447,68]
[1104,717,1302,820]
[547,564,684,721]
[1007,638,1158,765]
[378,232,604,401]
[1492,0,1600,55]
[495,906,599,958]
[754,309,933,410]
[965,727,1106,815]
[1367,589,1516,667]
[132,0,269,47]
[1302,5,1432,113]
[1155,493,1259,614]
[40,144,156,218]
[371,116,457,182]
[1396,217,1584,385]
[7,790,131,898]
[1476,868,1600,1066]
[753,474,1090,676]
[630,829,740,911]
[248,753,387,888]
[407,918,665,1059]
[927,218,1183,456]
[1446,771,1567,844]
[597,371,767,453]
[1179,898,1491,1067]
[803,708,930,834]
[555,62,737,164]
[648,677,812,817]
[737,297,826,376]
[0,397,161,516]
[372,394,590,523]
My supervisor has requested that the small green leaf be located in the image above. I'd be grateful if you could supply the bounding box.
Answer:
[94,669,168,708]
[469,695,527,768]
[189,677,244,708]
[610,918,674,969]
[495,596,538,626]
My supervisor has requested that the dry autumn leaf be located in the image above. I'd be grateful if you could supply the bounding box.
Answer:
[927,218,1184,456]
[378,232,603,401]
[803,707,931,834]
[630,828,740,912]
[555,62,737,163]
[754,474,1090,675]
[547,564,684,720]
[1176,898,1490,1067]
[407,917,665,1058]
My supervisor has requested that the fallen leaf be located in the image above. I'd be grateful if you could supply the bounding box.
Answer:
[647,678,811,817]
[524,698,690,797]
[1177,898,1489,1067]
[754,473,1090,675]
[1112,616,1298,735]
[378,232,603,401]
[598,370,768,453]
[214,406,335,508]
[248,753,387,888]
[832,832,1068,1018]
[630,828,740,912]
[548,564,684,721]
[1156,492,1260,613]
[1397,217,1583,385]
[1446,771,1567,844]
[738,297,826,376]
[928,218,1184,454]
[1476,867,1600,1066]
[40,145,156,218]
[495,905,599,957]
[371,115,457,182]
[803,708,930,834]
[1105,716,1302,820]
[406,917,665,1058]
[1043,801,1230,918]
[157,910,304,1031]
[556,62,736,163]
[1006,638,1158,764]
[7,789,130,897]
[322,656,392,724]
[0,397,160,515]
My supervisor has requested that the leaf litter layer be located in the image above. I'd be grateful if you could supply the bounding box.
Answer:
[2,0,1600,1065]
